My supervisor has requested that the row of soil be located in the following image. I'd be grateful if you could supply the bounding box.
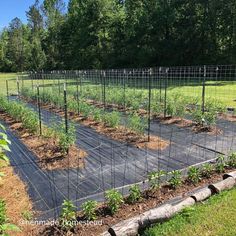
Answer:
[0,111,86,170]
[81,97,225,136]
[37,166,236,236]
[21,96,169,151]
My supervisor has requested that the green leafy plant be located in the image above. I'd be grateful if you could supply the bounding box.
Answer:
[105,189,123,215]
[127,113,147,134]
[201,163,214,178]
[215,155,227,173]
[187,166,201,184]
[81,200,97,221]
[227,152,236,168]
[0,124,10,179]
[102,111,120,128]
[0,199,20,236]
[60,200,77,230]
[53,121,76,154]
[168,170,182,189]
[192,108,216,127]
[128,184,142,204]
[148,170,166,189]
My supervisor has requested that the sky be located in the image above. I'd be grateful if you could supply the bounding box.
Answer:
[0,0,68,30]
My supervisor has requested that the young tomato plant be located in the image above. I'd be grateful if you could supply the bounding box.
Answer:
[201,163,214,178]
[60,200,77,230]
[102,111,120,128]
[127,113,147,134]
[215,155,227,173]
[227,152,236,168]
[148,170,166,190]
[187,166,201,184]
[81,200,97,221]
[168,170,182,189]
[105,189,123,215]
[128,184,142,204]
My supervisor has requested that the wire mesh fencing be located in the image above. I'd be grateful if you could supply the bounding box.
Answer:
[1,64,236,218]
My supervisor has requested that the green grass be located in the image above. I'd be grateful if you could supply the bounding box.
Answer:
[143,188,236,236]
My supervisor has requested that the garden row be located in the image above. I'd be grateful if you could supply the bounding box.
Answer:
[0,95,77,154]
[21,87,149,135]
[39,152,236,235]
[21,84,227,135]
[66,84,227,119]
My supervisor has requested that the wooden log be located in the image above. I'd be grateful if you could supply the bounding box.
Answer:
[223,171,236,180]
[105,204,178,236]
[173,197,196,212]
[190,187,212,202]
[208,177,235,194]
[105,197,197,236]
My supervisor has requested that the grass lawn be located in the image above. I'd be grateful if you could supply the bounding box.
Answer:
[143,188,236,236]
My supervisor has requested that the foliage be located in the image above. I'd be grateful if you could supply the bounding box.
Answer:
[0,124,11,179]
[187,167,201,184]
[128,184,142,204]
[227,152,236,168]
[81,200,97,221]
[201,163,214,178]
[148,170,166,190]
[60,199,76,230]
[105,189,123,215]
[53,121,76,154]
[0,199,20,236]
[215,155,227,173]
[127,113,147,134]
[192,108,217,127]
[168,170,182,189]
[102,111,120,128]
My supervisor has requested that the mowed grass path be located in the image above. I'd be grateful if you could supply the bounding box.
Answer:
[143,188,236,236]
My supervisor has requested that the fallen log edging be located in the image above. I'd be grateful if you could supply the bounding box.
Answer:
[101,170,236,236]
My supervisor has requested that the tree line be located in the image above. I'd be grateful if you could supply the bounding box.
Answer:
[0,0,236,72]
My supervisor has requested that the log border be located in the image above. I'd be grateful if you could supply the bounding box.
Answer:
[101,170,236,236]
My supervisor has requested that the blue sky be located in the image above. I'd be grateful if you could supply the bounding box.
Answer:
[0,0,68,30]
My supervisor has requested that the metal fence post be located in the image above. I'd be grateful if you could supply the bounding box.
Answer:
[17,77,20,99]
[164,68,168,118]
[148,68,152,142]
[37,85,42,136]
[6,80,9,102]
[64,83,68,133]
[201,65,206,114]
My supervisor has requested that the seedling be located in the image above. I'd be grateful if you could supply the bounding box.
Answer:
[60,200,77,230]
[128,185,142,203]
[168,170,182,189]
[148,170,166,189]
[105,189,123,215]
[81,200,97,221]
[187,166,201,184]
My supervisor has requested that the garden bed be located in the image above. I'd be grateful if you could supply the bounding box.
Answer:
[23,98,169,151]
[0,112,86,170]
[37,164,236,236]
